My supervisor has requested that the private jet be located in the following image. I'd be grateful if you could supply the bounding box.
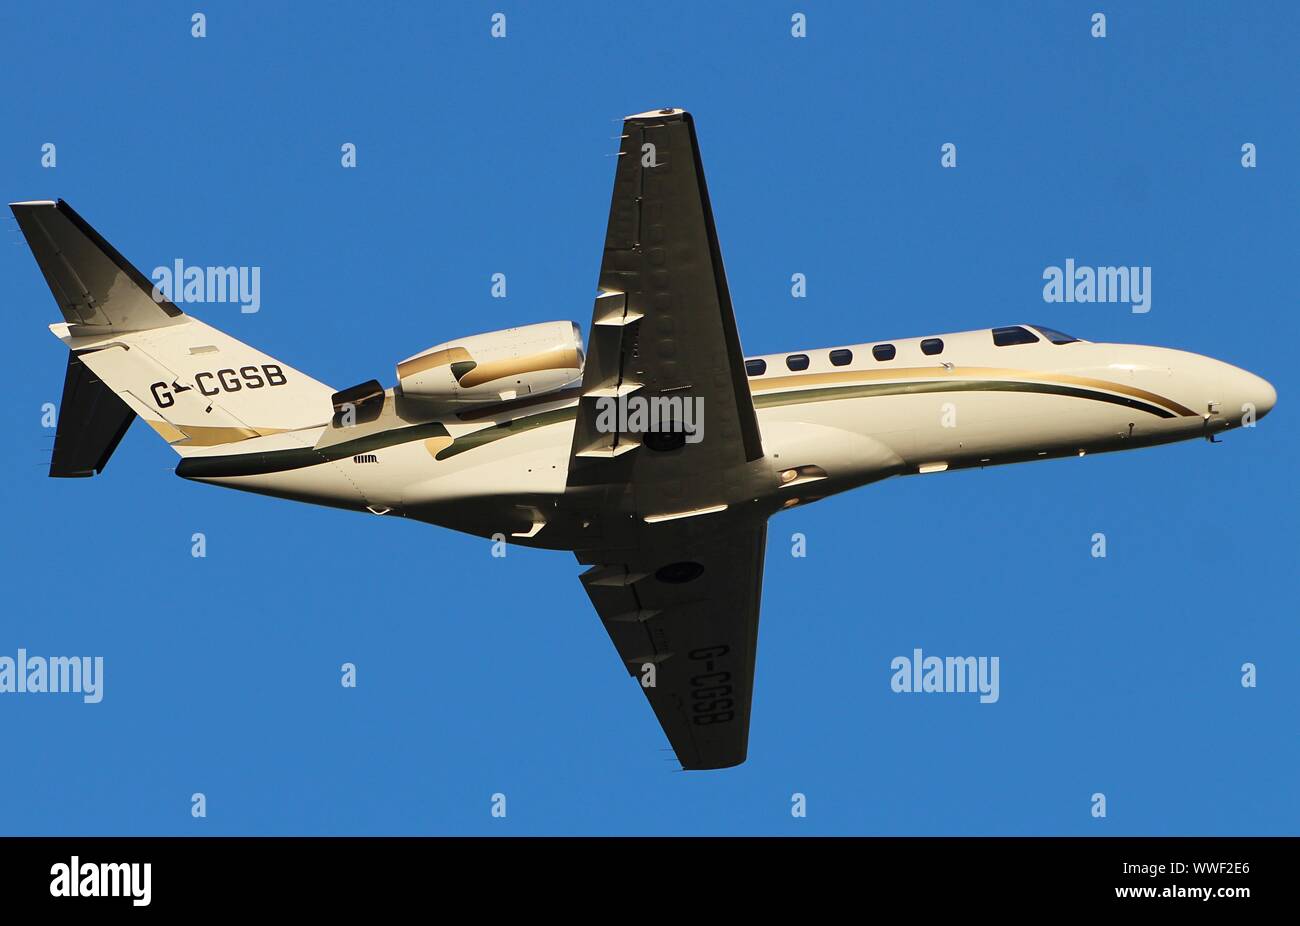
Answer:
[12,108,1275,769]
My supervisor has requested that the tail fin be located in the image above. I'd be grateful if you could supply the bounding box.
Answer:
[13,200,336,470]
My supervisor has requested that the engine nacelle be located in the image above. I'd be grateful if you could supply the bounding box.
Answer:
[396,320,584,405]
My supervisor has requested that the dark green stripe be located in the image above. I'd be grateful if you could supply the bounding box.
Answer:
[434,408,578,461]
[178,378,1174,477]
[439,379,1173,462]
[176,421,451,478]
[753,380,1176,419]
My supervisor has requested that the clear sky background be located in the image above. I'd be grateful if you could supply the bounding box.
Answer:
[1,1,1295,835]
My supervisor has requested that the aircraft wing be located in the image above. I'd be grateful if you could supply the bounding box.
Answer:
[565,109,770,769]
[578,521,767,770]
[567,109,762,501]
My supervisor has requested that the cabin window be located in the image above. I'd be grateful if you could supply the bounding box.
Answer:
[829,349,853,367]
[1031,325,1080,345]
[921,338,944,356]
[991,326,1040,347]
[745,358,767,376]
[872,344,896,362]
[786,354,810,371]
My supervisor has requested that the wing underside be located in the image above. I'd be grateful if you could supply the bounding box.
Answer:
[579,521,767,770]
[565,109,772,769]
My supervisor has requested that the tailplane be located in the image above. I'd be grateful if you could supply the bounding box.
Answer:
[13,200,335,472]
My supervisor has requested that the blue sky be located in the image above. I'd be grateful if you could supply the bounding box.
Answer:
[1,1,1295,834]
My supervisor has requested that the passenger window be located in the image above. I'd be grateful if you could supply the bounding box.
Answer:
[786,354,810,371]
[992,326,1040,347]
[921,338,944,356]
[829,349,853,367]
[872,344,896,361]
[745,358,767,376]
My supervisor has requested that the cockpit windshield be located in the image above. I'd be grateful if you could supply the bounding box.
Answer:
[1030,325,1080,345]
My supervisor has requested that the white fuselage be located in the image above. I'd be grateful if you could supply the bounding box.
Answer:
[177,326,1276,549]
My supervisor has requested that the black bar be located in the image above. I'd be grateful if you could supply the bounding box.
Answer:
[0,836,1289,912]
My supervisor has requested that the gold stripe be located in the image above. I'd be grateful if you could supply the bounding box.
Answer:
[141,419,188,443]
[423,435,453,458]
[457,348,582,389]
[142,421,287,446]
[748,366,1198,417]
[396,346,474,380]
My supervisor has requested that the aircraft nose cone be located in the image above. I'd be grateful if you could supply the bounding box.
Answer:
[1225,366,1276,422]
[1252,374,1277,420]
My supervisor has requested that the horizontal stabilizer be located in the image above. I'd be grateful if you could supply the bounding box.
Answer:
[50,352,135,477]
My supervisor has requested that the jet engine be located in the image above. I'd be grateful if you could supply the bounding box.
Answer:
[396,320,584,405]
